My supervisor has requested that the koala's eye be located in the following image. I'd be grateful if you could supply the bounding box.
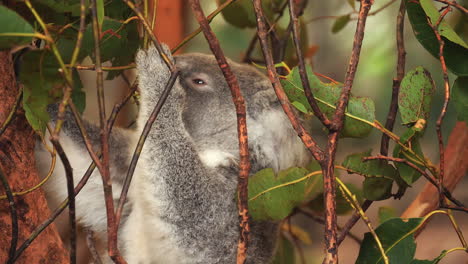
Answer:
[192,78,206,85]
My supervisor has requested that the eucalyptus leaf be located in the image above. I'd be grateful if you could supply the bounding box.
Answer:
[356,217,423,264]
[332,15,351,34]
[393,126,425,185]
[82,18,138,63]
[0,6,34,49]
[219,0,275,28]
[19,50,86,134]
[281,66,375,138]
[342,150,399,200]
[406,0,468,76]
[248,167,323,221]
[378,206,397,224]
[452,77,468,122]
[309,181,363,215]
[398,66,435,125]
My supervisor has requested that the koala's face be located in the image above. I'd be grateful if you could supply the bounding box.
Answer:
[174,54,235,145]
[174,53,273,148]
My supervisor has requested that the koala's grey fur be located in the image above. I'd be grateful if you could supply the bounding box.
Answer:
[36,45,309,263]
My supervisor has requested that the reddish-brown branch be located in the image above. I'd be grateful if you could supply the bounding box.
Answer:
[321,134,339,264]
[380,0,406,156]
[48,137,76,264]
[363,155,464,207]
[402,121,468,218]
[188,1,251,263]
[14,84,136,260]
[429,7,452,206]
[337,199,372,245]
[330,0,373,131]
[90,0,125,262]
[320,1,374,263]
[287,0,331,128]
[251,0,324,163]
[435,0,468,14]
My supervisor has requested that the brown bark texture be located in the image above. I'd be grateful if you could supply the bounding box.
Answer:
[0,51,68,263]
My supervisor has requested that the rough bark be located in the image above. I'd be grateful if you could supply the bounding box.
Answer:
[0,51,69,263]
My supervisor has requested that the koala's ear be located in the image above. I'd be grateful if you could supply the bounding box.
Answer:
[136,43,174,74]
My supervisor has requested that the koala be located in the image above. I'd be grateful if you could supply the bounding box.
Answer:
[36,45,309,263]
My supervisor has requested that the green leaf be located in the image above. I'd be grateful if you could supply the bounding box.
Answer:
[272,235,296,264]
[347,0,356,9]
[309,181,363,215]
[393,126,425,185]
[406,0,468,76]
[248,167,323,221]
[342,150,398,201]
[106,21,140,79]
[105,0,133,20]
[291,101,308,114]
[332,14,351,34]
[398,66,435,125]
[411,250,448,264]
[220,0,275,28]
[452,77,468,122]
[19,50,86,134]
[19,50,64,134]
[378,206,397,224]
[356,217,423,264]
[281,65,375,138]
[72,70,86,114]
[35,0,82,17]
[82,18,139,63]
[0,6,34,49]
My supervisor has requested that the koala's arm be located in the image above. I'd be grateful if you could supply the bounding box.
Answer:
[131,47,236,263]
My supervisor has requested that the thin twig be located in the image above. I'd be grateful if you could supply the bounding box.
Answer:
[429,6,452,208]
[288,0,331,128]
[322,1,374,263]
[69,0,87,67]
[0,168,18,264]
[172,0,236,53]
[73,63,136,71]
[12,84,133,261]
[331,0,373,130]
[90,0,125,262]
[251,0,324,162]
[363,155,464,207]
[337,200,372,246]
[189,1,252,263]
[48,133,76,264]
[336,178,389,264]
[435,0,468,14]
[0,87,22,137]
[380,0,406,156]
[299,208,362,245]
[115,71,179,226]
[121,0,175,71]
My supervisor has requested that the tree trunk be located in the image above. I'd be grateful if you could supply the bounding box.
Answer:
[0,51,69,263]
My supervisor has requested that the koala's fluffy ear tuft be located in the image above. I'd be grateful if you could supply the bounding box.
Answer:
[135,43,173,77]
